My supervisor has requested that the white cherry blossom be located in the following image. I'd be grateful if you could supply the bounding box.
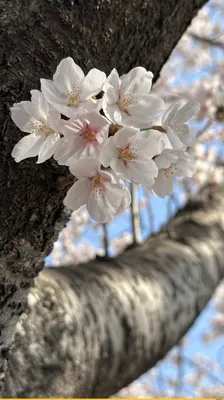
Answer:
[152,150,196,197]
[110,171,131,215]
[162,100,200,149]
[41,57,106,119]
[101,127,166,186]
[54,112,110,165]
[102,67,164,128]
[11,90,61,163]
[64,157,131,223]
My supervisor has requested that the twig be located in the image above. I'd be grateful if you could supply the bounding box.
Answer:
[102,223,109,258]
[196,119,213,139]
[189,32,224,49]
[173,343,184,397]
[130,183,141,245]
[144,188,155,234]
[184,355,224,386]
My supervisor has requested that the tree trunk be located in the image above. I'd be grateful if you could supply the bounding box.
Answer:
[0,0,207,392]
[4,184,224,397]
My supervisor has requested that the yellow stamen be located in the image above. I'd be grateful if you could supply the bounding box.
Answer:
[82,130,96,141]
[92,175,102,189]
[118,95,136,112]
[39,125,55,135]
[163,163,177,177]
[68,94,80,108]
[119,148,136,161]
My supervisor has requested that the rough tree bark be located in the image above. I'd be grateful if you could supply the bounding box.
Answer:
[4,184,224,397]
[0,0,207,393]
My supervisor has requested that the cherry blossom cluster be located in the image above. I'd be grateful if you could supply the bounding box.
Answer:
[11,57,200,223]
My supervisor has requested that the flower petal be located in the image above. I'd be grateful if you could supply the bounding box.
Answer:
[41,79,69,115]
[162,102,181,128]
[103,68,120,103]
[87,181,122,223]
[120,67,153,95]
[101,136,119,167]
[154,150,178,169]
[85,111,110,133]
[133,129,166,158]
[11,103,36,132]
[176,152,196,177]
[30,90,50,118]
[128,94,164,119]
[78,98,100,116]
[12,133,45,162]
[102,103,122,125]
[86,191,111,223]
[80,68,106,100]
[53,57,84,93]
[173,123,196,147]
[54,137,72,165]
[166,126,185,150]
[174,101,200,124]
[116,187,131,214]
[37,133,60,163]
[153,170,174,197]
[110,158,127,178]
[47,108,62,133]
[127,159,158,185]
[69,157,101,178]
[64,178,90,211]
[113,127,138,148]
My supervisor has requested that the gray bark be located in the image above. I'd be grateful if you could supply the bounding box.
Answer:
[4,184,224,397]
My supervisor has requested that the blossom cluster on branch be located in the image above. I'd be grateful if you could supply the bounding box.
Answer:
[11,57,200,222]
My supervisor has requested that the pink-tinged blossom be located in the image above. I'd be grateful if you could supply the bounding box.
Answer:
[102,67,164,128]
[101,127,166,186]
[152,150,196,197]
[54,112,110,165]
[162,101,200,149]
[41,57,106,119]
[64,157,131,223]
[11,90,61,163]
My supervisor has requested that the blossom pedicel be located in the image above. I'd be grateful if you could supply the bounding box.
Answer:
[11,57,200,222]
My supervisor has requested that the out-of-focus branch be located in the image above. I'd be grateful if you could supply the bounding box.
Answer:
[102,223,109,258]
[130,183,142,245]
[189,32,224,49]
[197,119,214,139]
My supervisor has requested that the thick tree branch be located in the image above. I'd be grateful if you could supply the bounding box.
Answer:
[4,183,224,397]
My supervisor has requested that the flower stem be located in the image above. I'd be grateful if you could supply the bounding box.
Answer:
[140,125,165,132]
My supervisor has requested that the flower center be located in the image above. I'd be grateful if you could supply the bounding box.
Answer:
[82,130,97,142]
[39,125,55,135]
[68,94,80,108]
[119,147,137,161]
[163,163,177,177]
[117,91,137,114]
[67,89,80,108]
[92,175,104,195]
[34,121,55,136]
